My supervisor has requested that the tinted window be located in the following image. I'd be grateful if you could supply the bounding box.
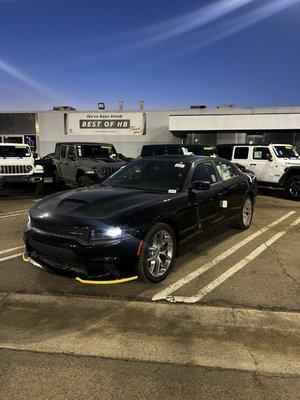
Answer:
[154,146,166,155]
[0,144,31,157]
[216,146,233,160]
[141,146,153,157]
[60,146,67,158]
[67,146,75,159]
[216,161,239,181]
[54,145,60,159]
[166,146,181,155]
[274,145,299,158]
[253,147,271,160]
[234,147,249,159]
[192,162,217,184]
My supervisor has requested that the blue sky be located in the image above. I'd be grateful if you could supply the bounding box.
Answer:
[0,0,299,110]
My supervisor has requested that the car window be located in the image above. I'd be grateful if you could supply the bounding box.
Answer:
[60,146,67,158]
[253,147,271,160]
[216,146,233,160]
[166,146,181,155]
[192,162,218,184]
[234,147,249,159]
[67,146,75,159]
[216,161,239,181]
[154,146,166,155]
[141,146,153,157]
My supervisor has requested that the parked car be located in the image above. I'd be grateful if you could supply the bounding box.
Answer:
[35,152,56,183]
[24,155,256,283]
[216,143,300,200]
[53,142,127,187]
[0,143,44,195]
[140,144,216,157]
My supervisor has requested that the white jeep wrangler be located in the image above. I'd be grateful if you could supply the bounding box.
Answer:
[0,143,44,195]
[216,143,300,200]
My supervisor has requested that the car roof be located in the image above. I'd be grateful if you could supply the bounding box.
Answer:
[138,155,225,163]
[56,142,114,146]
[216,143,294,147]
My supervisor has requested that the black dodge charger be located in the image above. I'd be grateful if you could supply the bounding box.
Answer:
[24,156,256,283]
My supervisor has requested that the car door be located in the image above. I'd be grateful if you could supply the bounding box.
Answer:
[56,145,67,179]
[214,160,247,220]
[64,145,77,183]
[189,161,224,232]
[249,146,274,183]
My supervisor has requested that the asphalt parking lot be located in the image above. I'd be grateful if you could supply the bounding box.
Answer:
[0,186,299,399]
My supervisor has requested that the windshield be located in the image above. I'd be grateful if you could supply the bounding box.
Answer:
[104,159,189,193]
[77,144,117,158]
[0,145,31,158]
[273,145,299,158]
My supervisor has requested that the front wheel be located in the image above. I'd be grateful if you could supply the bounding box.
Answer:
[235,196,253,230]
[285,176,300,201]
[137,223,176,283]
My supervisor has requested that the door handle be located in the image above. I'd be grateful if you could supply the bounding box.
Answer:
[250,163,256,166]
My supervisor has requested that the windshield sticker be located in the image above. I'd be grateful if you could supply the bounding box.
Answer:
[101,145,112,149]
[15,144,27,148]
[285,146,294,149]
[168,189,177,194]
[204,146,214,150]
[77,146,82,156]
[175,163,185,168]
[211,175,217,183]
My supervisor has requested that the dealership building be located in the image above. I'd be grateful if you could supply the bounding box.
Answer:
[0,105,300,157]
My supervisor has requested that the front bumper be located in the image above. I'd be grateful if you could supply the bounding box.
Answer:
[0,173,43,184]
[24,227,140,279]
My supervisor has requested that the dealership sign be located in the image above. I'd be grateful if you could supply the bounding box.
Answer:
[67,113,145,135]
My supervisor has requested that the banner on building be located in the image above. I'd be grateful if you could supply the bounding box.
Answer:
[66,113,146,135]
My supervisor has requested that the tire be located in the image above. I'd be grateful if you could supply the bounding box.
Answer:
[137,223,176,283]
[235,196,253,230]
[78,175,92,187]
[285,175,300,201]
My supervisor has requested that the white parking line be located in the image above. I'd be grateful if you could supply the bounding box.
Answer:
[0,209,29,216]
[172,216,300,304]
[0,253,23,263]
[0,212,28,220]
[0,246,24,255]
[152,210,296,301]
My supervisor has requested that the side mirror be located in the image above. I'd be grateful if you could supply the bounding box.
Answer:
[33,152,38,159]
[266,153,272,161]
[191,180,211,191]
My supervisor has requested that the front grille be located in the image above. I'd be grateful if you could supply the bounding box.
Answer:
[98,166,120,177]
[0,165,28,175]
[31,218,90,241]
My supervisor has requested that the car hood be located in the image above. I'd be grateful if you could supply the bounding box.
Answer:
[33,185,175,220]
[80,157,125,166]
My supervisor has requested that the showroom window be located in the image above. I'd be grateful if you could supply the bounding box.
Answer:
[234,147,249,159]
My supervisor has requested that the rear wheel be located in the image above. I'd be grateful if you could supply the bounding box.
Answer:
[235,196,253,230]
[138,223,176,283]
[78,175,92,187]
[285,175,300,200]
[35,181,45,196]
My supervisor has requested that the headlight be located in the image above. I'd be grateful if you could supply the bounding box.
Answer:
[26,165,33,172]
[90,226,136,241]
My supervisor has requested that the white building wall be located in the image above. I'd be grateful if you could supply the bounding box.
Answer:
[37,110,180,157]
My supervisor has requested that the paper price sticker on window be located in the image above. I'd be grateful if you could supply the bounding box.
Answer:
[168,189,177,194]
[175,163,185,168]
